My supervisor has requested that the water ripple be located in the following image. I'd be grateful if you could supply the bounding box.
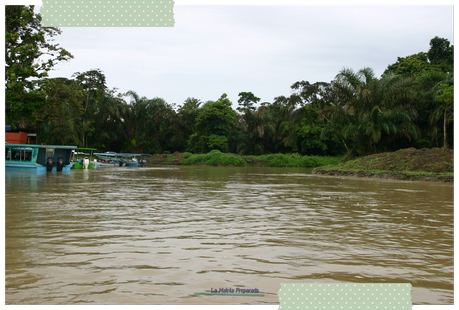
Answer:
[5,166,454,305]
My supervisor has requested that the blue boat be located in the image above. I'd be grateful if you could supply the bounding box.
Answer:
[5,143,77,172]
[94,152,150,167]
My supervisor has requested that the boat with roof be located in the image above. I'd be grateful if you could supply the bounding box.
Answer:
[71,147,99,169]
[94,152,151,167]
[5,143,77,172]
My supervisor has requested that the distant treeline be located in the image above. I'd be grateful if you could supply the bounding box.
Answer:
[5,6,454,158]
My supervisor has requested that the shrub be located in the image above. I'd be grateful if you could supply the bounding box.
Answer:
[181,150,247,167]
[268,154,296,167]
[183,152,192,159]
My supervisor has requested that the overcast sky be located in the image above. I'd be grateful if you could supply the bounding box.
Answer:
[25,2,455,109]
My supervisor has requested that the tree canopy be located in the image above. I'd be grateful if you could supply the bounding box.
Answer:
[5,5,73,127]
[5,24,454,157]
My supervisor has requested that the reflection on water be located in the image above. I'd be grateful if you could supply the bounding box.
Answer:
[5,166,454,304]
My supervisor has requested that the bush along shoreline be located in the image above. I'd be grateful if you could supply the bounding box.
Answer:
[148,150,341,168]
[312,148,453,183]
[146,148,453,182]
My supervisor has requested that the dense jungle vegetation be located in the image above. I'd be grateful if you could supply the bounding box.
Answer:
[5,6,454,160]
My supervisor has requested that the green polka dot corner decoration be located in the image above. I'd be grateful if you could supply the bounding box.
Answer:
[278,283,412,310]
[40,0,175,27]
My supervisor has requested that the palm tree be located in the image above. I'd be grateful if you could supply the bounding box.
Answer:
[121,90,149,152]
[236,104,275,155]
[177,97,202,150]
[413,70,448,148]
[92,91,126,151]
[322,67,419,156]
[269,95,302,153]
[430,75,454,149]
[135,97,186,153]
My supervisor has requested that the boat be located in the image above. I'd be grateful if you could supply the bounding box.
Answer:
[71,148,99,169]
[5,143,77,172]
[94,152,150,167]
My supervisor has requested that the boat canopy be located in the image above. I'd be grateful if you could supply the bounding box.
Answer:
[95,152,152,157]
[74,147,97,151]
[72,148,97,156]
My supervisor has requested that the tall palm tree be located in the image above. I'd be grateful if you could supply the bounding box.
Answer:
[121,90,149,152]
[430,75,454,149]
[236,104,275,155]
[413,70,448,148]
[178,97,202,137]
[268,95,302,153]
[322,67,419,156]
[92,91,126,151]
[140,97,186,153]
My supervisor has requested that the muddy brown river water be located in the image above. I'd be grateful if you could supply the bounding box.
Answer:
[4,166,454,305]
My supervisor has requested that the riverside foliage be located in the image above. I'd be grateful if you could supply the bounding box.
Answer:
[5,6,454,158]
[154,150,340,168]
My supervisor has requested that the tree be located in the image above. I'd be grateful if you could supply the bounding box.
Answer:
[72,69,107,112]
[5,5,73,127]
[72,69,108,147]
[295,107,333,156]
[290,81,336,110]
[237,91,260,113]
[36,78,84,145]
[235,92,273,155]
[288,80,350,155]
[143,97,183,153]
[178,97,202,139]
[235,104,275,155]
[321,67,419,157]
[430,76,454,149]
[384,37,454,78]
[188,94,237,153]
[383,53,431,77]
[427,36,454,73]
[121,90,149,152]
[269,95,301,153]
[412,70,448,148]
[91,90,126,152]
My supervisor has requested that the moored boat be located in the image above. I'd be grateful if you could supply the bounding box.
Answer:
[5,143,77,172]
[71,148,99,169]
[94,152,151,167]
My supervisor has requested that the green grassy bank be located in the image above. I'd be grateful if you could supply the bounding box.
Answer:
[149,150,341,168]
[312,148,453,182]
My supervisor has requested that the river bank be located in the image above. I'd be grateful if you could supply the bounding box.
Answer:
[312,148,454,182]
[148,150,340,168]
[145,148,453,182]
